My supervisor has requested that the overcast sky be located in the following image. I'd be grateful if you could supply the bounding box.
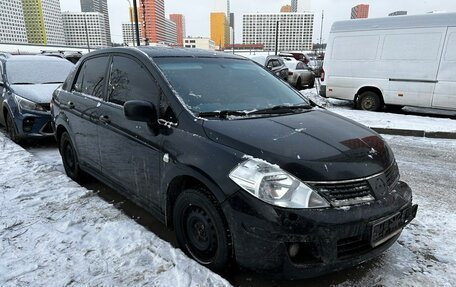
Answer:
[60,0,456,44]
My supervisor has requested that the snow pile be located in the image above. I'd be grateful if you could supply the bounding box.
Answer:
[302,89,456,133]
[0,135,231,286]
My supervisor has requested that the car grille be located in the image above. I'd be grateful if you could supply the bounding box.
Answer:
[385,162,400,190]
[311,181,372,202]
[337,236,371,259]
[307,161,400,207]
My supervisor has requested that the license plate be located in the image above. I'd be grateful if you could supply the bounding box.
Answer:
[370,204,418,247]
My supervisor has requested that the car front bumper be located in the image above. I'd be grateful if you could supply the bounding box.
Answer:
[13,109,54,139]
[222,181,417,279]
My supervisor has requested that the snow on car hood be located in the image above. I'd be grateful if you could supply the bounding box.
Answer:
[203,109,394,181]
[11,83,60,104]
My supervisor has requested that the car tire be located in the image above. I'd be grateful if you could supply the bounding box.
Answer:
[173,189,232,271]
[5,112,21,144]
[296,77,302,90]
[60,131,85,182]
[357,91,382,111]
[308,78,315,89]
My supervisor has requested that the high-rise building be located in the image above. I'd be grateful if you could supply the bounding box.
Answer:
[138,0,166,43]
[0,0,27,43]
[122,22,142,45]
[243,13,314,51]
[80,0,111,45]
[281,5,292,13]
[291,0,311,12]
[211,12,230,49]
[211,0,230,49]
[164,18,177,45]
[21,0,65,45]
[62,12,108,48]
[170,14,185,47]
[351,4,369,19]
[389,11,408,16]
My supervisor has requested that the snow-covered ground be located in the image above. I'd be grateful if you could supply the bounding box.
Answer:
[0,134,230,287]
[302,89,456,134]
[2,129,456,286]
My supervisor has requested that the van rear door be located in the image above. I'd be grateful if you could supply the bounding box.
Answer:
[433,27,456,110]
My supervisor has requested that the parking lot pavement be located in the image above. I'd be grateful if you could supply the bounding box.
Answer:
[303,89,456,138]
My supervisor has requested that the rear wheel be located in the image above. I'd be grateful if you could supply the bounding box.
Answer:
[5,112,21,144]
[296,77,302,90]
[308,78,315,89]
[60,132,85,181]
[173,189,232,271]
[357,91,382,111]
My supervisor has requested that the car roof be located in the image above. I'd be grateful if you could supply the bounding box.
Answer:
[83,46,247,60]
[1,54,70,64]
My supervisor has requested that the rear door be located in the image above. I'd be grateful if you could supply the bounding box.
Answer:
[98,54,163,206]
[433,27,456,110]
[64,56,110,170]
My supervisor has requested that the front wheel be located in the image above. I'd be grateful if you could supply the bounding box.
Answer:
[5,112,21,144]
[357,91,382,111]
[173,189,232,271]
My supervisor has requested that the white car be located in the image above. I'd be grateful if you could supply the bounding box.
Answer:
[283,59,315,90]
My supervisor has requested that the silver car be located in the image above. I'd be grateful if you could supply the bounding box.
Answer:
[283,59,315,90]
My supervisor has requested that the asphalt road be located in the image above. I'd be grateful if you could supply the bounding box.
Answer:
[21,135,456,286]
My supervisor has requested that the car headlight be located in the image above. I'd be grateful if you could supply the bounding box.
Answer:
[229,158,330,209]
[13,94,45,112]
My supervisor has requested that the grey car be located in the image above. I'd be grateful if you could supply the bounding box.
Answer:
[283,59,315,90]
[248,55,289,81]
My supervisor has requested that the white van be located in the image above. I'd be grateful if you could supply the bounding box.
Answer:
[320,13,456,111]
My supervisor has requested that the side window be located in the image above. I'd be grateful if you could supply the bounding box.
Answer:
[74,56,109,98]
[107,56,159,105]
[296,62,306,70]
[272,60,281,67]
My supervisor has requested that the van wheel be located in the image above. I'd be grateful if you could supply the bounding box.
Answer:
[5,112,21,144]
[357,91,382,111]
[60,132,85,181]
[173,189,232,271]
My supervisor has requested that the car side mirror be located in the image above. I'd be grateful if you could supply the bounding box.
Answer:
[73,83,82,93]
[267,64,273,70]
[124,100,159,134]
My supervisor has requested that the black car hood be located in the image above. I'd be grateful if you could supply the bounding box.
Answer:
[11,84,60,104]
[203,109,393,181]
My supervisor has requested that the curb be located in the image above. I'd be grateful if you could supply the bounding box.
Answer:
[371,127,456,140]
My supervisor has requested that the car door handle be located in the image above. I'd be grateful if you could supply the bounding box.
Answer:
[99,115,111,124]
[67,101,75,109]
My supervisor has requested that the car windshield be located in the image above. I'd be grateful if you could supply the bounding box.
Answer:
[154,57,309,115]
[6,58,74,85]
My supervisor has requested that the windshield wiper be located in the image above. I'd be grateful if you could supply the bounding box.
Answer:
[12,82,34,85]
[248,104,312,115]
[42,81,63,84]
[198,110,248,119]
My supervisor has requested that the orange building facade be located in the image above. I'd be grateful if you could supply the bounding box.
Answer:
[210,12,229,49]
[170,14,185,47]
[280,5,292,12]
[351,4,369,19]
[138,0,166,43]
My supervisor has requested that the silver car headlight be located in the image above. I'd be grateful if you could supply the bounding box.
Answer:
[229,158,330,209]
[13,94,45,112]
